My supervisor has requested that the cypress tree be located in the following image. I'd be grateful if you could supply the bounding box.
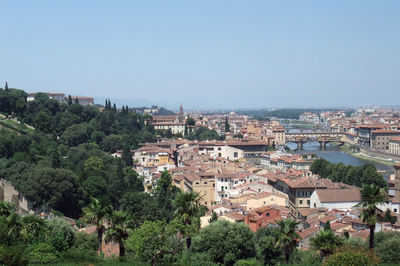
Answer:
[5,82,8,92]
[75,97,79,104]
[224,116,230,132]
[68,95,73,105]
[121,144,133,166]
[51,149,61,168]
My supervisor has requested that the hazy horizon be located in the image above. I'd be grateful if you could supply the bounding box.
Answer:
[1,1,400,109]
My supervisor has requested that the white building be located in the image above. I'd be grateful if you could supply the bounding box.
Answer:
[310,188,360,211]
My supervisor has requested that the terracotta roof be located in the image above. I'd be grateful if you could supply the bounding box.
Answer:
[316,188,360,203]
[351,229,370,240]
[372,130,400,134]
[222,212,245,222]
[299,226,320,239]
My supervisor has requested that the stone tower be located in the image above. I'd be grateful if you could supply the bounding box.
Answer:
[178,104,184,123]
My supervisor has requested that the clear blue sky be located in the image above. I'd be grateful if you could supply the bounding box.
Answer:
[1,1,399,109]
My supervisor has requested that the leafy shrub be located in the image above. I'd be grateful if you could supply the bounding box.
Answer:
[323,247,379,266]
[234,258,262,266]
[192,220,256,265]
[289,250,322,266]
[0,245,29,266]
[27,242,59,264]
[47,218,75,252]
[375,237,400,264]
[73,231,98,254]
[175,251,219,266]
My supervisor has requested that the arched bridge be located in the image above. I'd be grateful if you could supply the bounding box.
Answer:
[285,132,345,150]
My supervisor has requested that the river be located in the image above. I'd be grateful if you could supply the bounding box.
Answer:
[284,128,394,175]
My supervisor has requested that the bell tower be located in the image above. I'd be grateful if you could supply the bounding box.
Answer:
[178,104,184,123]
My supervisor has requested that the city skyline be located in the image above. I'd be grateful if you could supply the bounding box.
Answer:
[1,1,400,109]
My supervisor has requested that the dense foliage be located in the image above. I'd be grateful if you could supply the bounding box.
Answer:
[310,158,386,188]
[0,87,158,218]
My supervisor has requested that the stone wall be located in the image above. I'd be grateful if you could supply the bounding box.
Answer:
[360,146,400,161]
[0,178,31,214]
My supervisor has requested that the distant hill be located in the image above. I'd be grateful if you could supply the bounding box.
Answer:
[153,107,176,116]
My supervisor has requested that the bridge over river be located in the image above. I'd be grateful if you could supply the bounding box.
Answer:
[285,132,345,150]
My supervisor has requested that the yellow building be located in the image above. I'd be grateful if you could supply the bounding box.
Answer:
[246,192,287,210]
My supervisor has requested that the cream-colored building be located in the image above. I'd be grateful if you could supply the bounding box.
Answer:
[198,144,244,161]
[172,172,215,208]
[389,137,400,155]
[153,122,186,135]
[133,147,175,167]
[246,192,287,210]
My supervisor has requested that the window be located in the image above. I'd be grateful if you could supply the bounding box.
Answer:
[307,200,310,205]
[218,147,221,151]
[218,153,222,157]
[205,202,207,205]
[204,182,208,184]
[234,152,238,158]
[299,200,303,204]
[266,213,270,217]
[395,209,398,213]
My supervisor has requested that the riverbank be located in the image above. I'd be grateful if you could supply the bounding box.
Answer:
[349,152,396,167]
[339,144,397,166]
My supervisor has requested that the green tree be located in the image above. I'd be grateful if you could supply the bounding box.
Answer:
[311,229,343,257]
[105,211,131,257]
[34,110,53,133]
[383,208,397,224]
[155,170,179,221]
[50,149,61,168]
[192,220,256,265]
[375,236,400,264]
[208,211,218,224]
[121,144,133,166]
[60,123,89,146]
[126,219,183,266]
[0,201,14,217]
[356,184,389,249]
[82,197,113,254]
[254,227,284,265]
[224,116,230,132]
[275,219,300,263]
[186,117,195,126]
[173,191,208,249]
[121,192,161,227]
[21,167,82,218]
[323,247,379,266]
[46,217,75,252]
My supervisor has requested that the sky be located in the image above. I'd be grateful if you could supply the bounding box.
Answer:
[1,1,400,110]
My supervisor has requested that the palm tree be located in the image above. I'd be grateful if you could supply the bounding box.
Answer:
[0,212,22,245]
[173,191,208,249]
[105,211,131,257]
[311,229,343,257]
[82,197,113,254]
[356,184,389,249]
[275,219,300,263]
[20,215,46,243]
[0,201,14,216]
